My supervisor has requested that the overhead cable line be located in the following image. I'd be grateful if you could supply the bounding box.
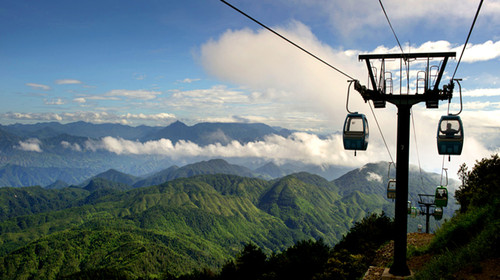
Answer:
[440,155,446,186]
[378,0,426,183]
[368,101,394,164]
[410,109,425,186]
[367,0,405,165]
[220,0,355,80]
[452,0,484,80]
[378,0,406,58]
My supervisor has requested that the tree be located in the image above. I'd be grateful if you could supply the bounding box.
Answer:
[455,154,500,213]
[334,212,394,256]
[270,239,330,280]
[218,243,267,280]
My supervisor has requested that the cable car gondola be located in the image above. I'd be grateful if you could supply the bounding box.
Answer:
[386,162,396,199]
[387,179,396,199]
[434,207,443,220]
[437,79,464,156]
[343,113,369,152]
[407,201,412,214]
[437,115,463,155]
[410,207,419,218]
[435,186,448,207]
[343,80,369,154]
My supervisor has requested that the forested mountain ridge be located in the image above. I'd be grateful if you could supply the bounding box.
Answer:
[133,159,259,188]
[0,160,455,279]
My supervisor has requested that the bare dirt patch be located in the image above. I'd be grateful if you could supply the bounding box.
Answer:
[364,233,434,279]
[364,233,500,280]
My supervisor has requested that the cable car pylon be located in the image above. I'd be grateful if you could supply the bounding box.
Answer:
[348,52,457,277]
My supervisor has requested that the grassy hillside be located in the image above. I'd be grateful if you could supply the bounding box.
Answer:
[412,155,500,279]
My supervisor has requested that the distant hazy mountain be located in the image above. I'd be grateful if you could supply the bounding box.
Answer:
[255,162,287,178]
[82,178,132,192]
[144,121,292,144]
[0,164,94,188]
[2,121,162,140]
[45,180,70,189]
[0,128,21,151]
[92,169,139,186]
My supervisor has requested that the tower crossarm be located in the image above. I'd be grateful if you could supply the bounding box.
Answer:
[355,52,456,108]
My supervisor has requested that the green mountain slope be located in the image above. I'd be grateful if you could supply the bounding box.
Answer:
[0,175,297,278]
[133,159,257,188]
[0,161,457,279]
[334,161,459,232]
[259,174,347,243]
[0,186,89,220]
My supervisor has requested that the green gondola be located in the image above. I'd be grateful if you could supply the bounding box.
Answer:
[434,207,443,220]
[435,186,448,207]
[410,207,419,218]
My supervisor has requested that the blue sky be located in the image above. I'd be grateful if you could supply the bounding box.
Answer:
[2,0,500,176]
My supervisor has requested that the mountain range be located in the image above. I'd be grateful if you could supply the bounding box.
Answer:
[1,121,350,187]
[0,159,457,279]
[0,120,292,142]
[0,121,460,278]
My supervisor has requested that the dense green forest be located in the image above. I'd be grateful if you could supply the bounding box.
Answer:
[166,154,498,280]
[0,160,459,279]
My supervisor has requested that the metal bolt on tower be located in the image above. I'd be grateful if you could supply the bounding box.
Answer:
[353,52,456,276]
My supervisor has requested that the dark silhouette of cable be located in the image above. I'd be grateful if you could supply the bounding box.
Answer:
[452,0,484,79]
[368,101,394,164]
[378,0,406,58]
[220,0,355,80]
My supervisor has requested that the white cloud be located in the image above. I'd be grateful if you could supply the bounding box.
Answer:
[366,172,383,183]
[200,21,366,130]
[25,83,51,91]
[44,98,65,105]
[169,86,251,107]
[79,129,498,178]
[463,88,500,97]
[124,112,176,121]
[0,111,176,126]
[133,73,146,80]
[61,141,82,152]
[311,0,500,40]
[83,132,382,167]
[15,139,42,152]
[456,40,500,63]
[105,89,162,100]
[2,112,63,121]
[73,97,87,103]
[55,79,82,85]
[199,20,499,134]
[179,78,201,83]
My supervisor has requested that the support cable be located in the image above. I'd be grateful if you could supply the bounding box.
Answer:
[220,0,355,80]
[378,0,406,58]
[451,0,484,80]
[440,155,446,186]
[410,109,425,187]
[368,101,394,164]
